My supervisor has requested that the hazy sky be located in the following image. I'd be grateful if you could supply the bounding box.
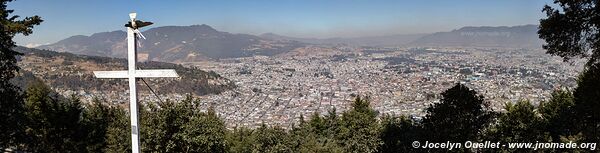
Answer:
[9,0,552,46]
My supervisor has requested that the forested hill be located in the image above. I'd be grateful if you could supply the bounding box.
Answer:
[12,46,235,99]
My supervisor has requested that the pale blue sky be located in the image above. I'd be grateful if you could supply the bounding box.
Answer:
[9,0,552,46]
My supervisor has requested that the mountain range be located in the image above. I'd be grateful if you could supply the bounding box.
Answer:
[38,24,544,62]
[38,24,304,62]
[260,33,426,47]
[410,25,543,48]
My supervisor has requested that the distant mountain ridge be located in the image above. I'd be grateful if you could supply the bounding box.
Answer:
[410,25,543,48]
[261,25,542,48]
[39,24,544,62]
[44,30,126,57]
[39,24,304,62]
[260,33,425,47]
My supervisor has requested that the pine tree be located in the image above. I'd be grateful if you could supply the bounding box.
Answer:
[0,0,42,149]
[227,127,255,153]
[82,97,121,152]
[23,80,86,152]
[379,115,417,153]
[105,106,131,153]
[180,108,228,153]
[141,99,186,152]
[250,124,290,153]
[421,84,494,149]
[338,96,382,153]
[571,64,600,142]
[538,90,575,141]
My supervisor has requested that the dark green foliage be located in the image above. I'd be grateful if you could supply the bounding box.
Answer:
[538,0,600,148]
[224,97,382,153]
[227,127,255,153]
[82,98,122,152]
[180,109,228,153]
[287,125,343,153]
[538,0,600,66]
[538,90,575,141]
[249,125,290,153]
[23,80,87,152]
[227,98,381,153]
[105,107,131,153]
[571,64,600,142]
[379,115,418,153]
[422,83,494,144]
[338,96,382,153]
[485,101,549,152]
[104,96,229,153]
[288,109,344,153]
[0,79,24,148]
[0,0,42,148]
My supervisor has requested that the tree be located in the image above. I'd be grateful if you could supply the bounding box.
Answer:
[287,125,343,153]
[0,0,42,148]
[227,127,255,153]
[105,106,131,153]
[485,100,549,152]
[338,96,382,153]
[538,90,575,141]
[422,84,494,146]
[82,97,122,152]
[538,0,600,146]
[250,124,290,153]
[23,80,87,152]
[379,115,418,153]
[571,64,600,142]
[104,96,231,153]
[180,109,228,153]
[538,0,600,66]
[284,108,343,153]
[141,99,188,152]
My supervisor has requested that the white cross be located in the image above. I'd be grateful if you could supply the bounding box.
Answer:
[93,13,178,153]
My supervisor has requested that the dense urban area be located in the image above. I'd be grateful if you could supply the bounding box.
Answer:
[191,46,582,128]
[21,46,582,128]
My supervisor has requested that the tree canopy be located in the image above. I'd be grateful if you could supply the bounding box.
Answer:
[538,0,600,144]
[422,83,494,143]
[0,0,42,148]
[538,0,600,66]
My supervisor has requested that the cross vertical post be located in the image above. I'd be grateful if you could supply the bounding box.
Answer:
[127,22,140,153]
[93,13,179,153]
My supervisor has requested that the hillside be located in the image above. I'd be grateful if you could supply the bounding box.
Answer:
[38,25,305,62]
[410,25,544,48]
[12,47,235,103]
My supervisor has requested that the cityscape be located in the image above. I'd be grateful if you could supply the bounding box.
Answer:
[20,45,583,128]
[194,46,582,128]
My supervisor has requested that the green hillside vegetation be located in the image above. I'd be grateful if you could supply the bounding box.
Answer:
[13,46,235,96]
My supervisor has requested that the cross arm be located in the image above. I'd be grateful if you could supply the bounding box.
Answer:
[93,69,179,78]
